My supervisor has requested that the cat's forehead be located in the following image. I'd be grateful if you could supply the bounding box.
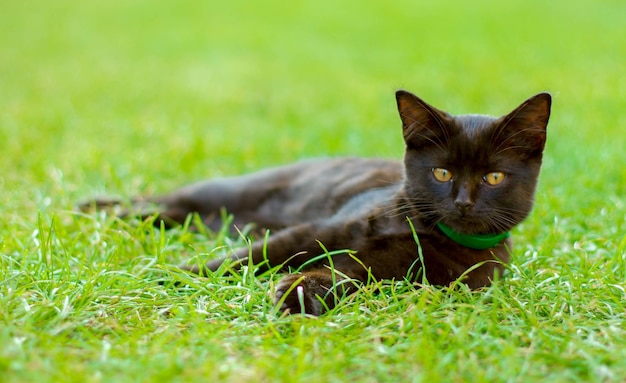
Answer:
[452,114,500,136]
[441,114,502,166]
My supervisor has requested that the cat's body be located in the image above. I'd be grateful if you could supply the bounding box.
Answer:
[83,90,551,315]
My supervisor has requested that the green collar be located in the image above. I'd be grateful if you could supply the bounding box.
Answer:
[436,222,510,250]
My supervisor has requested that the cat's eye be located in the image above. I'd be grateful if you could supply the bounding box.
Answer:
[432,168,452,182]
[483,172,505,186]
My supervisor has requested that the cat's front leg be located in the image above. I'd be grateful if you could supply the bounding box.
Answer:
[273,269,361,315]
[179,221,367,315]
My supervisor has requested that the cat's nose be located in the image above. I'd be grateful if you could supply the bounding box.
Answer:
[454,200,474,215]
[455,186,474,214]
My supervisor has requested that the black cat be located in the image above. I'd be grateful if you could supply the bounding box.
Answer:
[83,90,551,315]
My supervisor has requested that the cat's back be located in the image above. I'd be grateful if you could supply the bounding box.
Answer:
[257,157,403,223]
[289,157,402,204]
[291,157,402,191]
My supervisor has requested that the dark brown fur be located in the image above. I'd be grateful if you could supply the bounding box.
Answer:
[82,90,551,315]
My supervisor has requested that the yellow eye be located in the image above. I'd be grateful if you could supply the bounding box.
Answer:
[432,168,452,182]
[483,172,505,185]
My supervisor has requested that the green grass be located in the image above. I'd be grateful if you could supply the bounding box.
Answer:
[1,0,625,381]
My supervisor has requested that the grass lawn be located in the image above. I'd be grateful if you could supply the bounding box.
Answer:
[1,0,625,381]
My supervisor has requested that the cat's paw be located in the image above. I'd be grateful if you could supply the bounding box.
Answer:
[77,197,127,214]
[273,274,326,316]
[178,258,224,276]
[77,197,185,228]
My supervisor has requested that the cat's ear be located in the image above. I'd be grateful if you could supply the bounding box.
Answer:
[396,90,452,148]
[495,93,552,157]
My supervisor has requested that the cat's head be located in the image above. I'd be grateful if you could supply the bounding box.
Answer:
[396,90,551,235]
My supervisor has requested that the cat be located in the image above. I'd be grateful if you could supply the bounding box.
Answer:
[82,90,551,315]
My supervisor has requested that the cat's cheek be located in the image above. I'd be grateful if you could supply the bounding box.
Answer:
[273,275,322,316]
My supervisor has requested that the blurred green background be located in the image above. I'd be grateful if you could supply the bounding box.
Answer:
[2,0,623,190]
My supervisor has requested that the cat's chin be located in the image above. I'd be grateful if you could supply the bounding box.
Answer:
[441,218,513,235]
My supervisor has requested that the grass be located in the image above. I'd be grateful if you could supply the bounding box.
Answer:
[1,0,625,381]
